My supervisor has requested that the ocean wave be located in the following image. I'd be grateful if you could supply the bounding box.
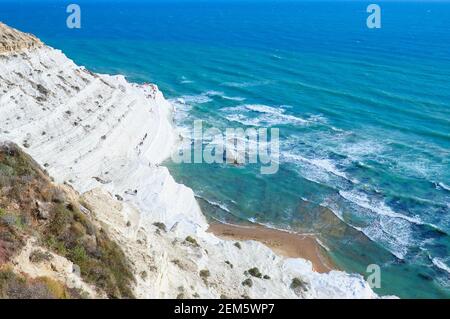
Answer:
[169,97,193,124]
[337,140,386,158]
[170,97,192,109]
[171,91,245,113]
[338,190,424,226]
[339,190,448,253]
[346,192,432,227]
[322,201,410,260]
[204,90,223,96]
[203,90,246,101]
[358,220,411,260]
[337,191,424,260]
[180,94,212,105]
[244,104,285,114]
[222,95,246,101]
[432,257,450,274]
[436,182,450,192]
[283,153,353,182]
[222,80,272,88]
[315,238,331,252]
[222,104,309,127]
[223,114,262,127]
[247,217,320,238]
[179,76,194,84]
[195,195,231,213]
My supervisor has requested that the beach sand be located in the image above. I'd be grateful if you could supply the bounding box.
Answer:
[208,222,335,273]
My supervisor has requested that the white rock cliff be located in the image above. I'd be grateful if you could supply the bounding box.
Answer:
[0,22,378,298]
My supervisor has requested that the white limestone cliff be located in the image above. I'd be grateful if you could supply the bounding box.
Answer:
[0,22,379,299]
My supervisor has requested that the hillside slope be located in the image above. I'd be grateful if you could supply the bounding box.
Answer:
[0,142,134,298]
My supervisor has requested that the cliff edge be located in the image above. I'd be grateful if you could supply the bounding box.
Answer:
[0,22,43,54]
[0,22,380,299]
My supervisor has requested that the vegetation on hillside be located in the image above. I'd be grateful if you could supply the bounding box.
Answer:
[0,142,135,298]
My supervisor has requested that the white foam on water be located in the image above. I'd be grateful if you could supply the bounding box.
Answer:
[285,155,334,187]
[338,190,424,226]
[282,152,355,186]
[337,140,385,159]
[179,76,194,84]
[223,114,262,127]
[196,195,231,213]
[222,80,272,88]
[315,238,331,252]
[222,104,309,127]
[437,182,450,192]
[244,104,285,114]
[204,90,246,101]
[204,90,224,96]
[432,257,450,274]
[357,222,410,260]
[180,94,212,104]
[246,218,321,237]
[434,276,450,290]
[222,95,246,101]
[327,191,422,259]
[170,91,245,126]
[320,200,410,260]
[301,156,348,180]
[169,97,193,125]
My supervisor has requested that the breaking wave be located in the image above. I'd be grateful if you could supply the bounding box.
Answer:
[432,257,450,274]
[222,104,310,126]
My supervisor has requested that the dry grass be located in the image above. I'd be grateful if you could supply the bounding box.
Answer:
[0,142,135,298]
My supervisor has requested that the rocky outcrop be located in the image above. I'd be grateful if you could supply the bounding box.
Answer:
[0,22,42,54]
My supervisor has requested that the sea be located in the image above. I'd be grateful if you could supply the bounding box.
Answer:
[1,0,449,298]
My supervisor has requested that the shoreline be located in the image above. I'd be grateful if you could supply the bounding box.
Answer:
[0,21,380,298]
[208,222,335,274]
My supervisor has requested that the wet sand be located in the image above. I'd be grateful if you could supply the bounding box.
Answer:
[208,222,335,273]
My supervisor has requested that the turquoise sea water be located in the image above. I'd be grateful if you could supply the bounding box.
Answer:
[1,1,449,298]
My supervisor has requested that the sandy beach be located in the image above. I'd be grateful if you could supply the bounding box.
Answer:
[208,222,335,273]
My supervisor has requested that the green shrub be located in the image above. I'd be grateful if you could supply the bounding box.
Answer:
[247,267,262,278]
[0,144,135,299]
[290,277,308,291]
[0,267,72,299]
[185,236,199,247]
[199,269,210,278]
[44,203,135,298]
[242,278,253,288]
[29,250,53,263]
[37,277,71,299]
[43,236,67,256]
[153,222,166,232]
[70,245,88,266]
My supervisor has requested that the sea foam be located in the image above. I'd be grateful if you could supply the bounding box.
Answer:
[222,104,309,127]
[432,257,450,274]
